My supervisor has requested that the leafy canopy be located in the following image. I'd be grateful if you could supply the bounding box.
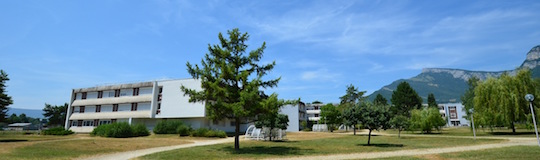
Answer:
[43,103,68,127]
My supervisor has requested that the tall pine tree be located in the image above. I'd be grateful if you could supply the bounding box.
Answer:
[181,28,280,150]
[0,70,13,123]
[390,81,422,117]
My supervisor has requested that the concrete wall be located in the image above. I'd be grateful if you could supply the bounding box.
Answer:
[156,79,206,118]
[280,104,300,132]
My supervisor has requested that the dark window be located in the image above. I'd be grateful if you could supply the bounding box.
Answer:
[131,103,138,111]
[97,91,103,99]
[159,87,163,93]
[82,92,87,100]
[156,103,161,114]
[133,88,139,96]
[73,93,77,101]
[113,104,118,112]
[114,89,120,97]
[96,105,101,112]
[315,114,319,117]
[94,119,99,126]
[111,119,117,123]
[230,121,236,126]
[77,120,83,127]
[80,106,85,113]
[314,106,319,110]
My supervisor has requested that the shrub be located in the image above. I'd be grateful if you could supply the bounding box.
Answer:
[41,127,74,135]
[191,128,227,138]
[177,125,192,136]
[132,124,150,137]
[91,122,149,138]
[154,120,185,134]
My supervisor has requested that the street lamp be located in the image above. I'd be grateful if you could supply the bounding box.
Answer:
[525,94,540,147]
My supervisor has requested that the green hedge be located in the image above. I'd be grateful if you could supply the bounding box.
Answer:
[41,127,74,135]
[177,125,192,136]
[191,128,227,138]
[154,120,186,134]
[91,122,149,138]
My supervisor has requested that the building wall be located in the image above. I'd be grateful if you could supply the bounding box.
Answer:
[156,79,206,118]
[280,104,300,132]
[440,103,470,127]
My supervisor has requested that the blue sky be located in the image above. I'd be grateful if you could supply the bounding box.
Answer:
[1,0,540,110]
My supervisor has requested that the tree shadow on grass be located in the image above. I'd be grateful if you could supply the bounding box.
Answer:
[221,146,310,156]
[0,139,28,142]
[490,132,536,135]
[357,143,404,148]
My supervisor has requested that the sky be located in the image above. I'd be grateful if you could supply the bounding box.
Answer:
[1,0,540,110]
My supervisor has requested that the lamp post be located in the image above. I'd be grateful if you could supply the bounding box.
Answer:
[525,94,540,147]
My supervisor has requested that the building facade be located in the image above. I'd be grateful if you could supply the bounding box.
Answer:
[278,102,307,132]
[306,102,324,123]
[65,79,248,133]
[438,103,470,127]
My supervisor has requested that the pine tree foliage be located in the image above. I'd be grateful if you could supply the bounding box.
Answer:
[427,93,438,108]
[180,28,280,150]
[390,81,422,117]
[0,70,13,123]
[373,94,388,105]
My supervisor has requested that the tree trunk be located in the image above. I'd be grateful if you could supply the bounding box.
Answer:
[367,129,372,145]
[511,122,516,133]
[398,126,402,138]
[353,126,356,135]
[269,127,273,141]
[234,118,240,151]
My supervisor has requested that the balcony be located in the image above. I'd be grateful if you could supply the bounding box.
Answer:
[72,95,153,106]
[308,117,321,121]
[306,109,321,114]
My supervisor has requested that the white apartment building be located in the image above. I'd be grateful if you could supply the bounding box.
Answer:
[278,102,307,132]
[306,102,324,123]
[65,79,248,133]
[437,103,470,127]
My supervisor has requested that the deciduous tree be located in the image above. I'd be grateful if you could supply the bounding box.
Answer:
[409,107,446,133]
[359,103,391,145]
[320,103,341,132]
[390,115,409,138]
[342,104,361,135]
[181,28,280,150]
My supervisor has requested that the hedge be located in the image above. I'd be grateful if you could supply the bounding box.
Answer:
[41,127,74,136]
[91,122,149,138]
[191,128,227,138]
[153,120,185,134]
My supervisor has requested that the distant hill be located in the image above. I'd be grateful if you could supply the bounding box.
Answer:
[368,45,540,103]
[7,108,44,119]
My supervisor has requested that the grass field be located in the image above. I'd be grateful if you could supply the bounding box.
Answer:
[378,145,540,160]
[139,132,504,160]
[0,133,198,160]
[382,127,539,138]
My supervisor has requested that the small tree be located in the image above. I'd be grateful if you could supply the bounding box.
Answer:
[8,113,19,123]
[373,94,388,105]
[43,103,68,127]
[410,107,446,133]
[320,103,341,132]
[342,104,361,135]
[359,103,391,145]
[390,115,409,138]
[0,70,13,123]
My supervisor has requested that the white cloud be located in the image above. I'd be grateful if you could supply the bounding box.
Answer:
[300,68,341,82]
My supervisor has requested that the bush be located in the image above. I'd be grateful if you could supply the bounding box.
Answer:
[191,128,227,138]
[91,122,149,138]
[154,120,185,134]
[177,125,192,136]
[41,127,74,135]
[132,124,150,137]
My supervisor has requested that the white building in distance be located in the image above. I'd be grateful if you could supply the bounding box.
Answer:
[65,79,249,133]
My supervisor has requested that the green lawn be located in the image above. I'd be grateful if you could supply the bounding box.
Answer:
[375,145,540,160]
[383,127,539,138]
[140,134,504,160]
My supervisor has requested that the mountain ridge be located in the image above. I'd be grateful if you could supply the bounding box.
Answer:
[368,45,540,103]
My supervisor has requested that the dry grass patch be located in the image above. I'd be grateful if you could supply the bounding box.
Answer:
[286,131,346,141]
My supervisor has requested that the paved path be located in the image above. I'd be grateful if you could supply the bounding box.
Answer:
[266,138,536,160]
[78,137,236,160]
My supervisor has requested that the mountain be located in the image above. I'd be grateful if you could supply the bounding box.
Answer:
[368,45,540,103]
[7,108,44,119]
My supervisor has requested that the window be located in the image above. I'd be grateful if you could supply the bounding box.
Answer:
[449,106,458,119]
[230,121,236,126]
[159,87,163,93]
[99,120,112,125]
[113,104,118,112]
[131,103,138,111]
[133,88,139,96]
[314,106,319,110]
[82,92,87,100]
[315,114,319,117]
[73,93,77,101]
[79,106,85,113]
[83,120,94,126]
[93,119,99,126]
[98,91,103,99]
[77,120,83,127]
[71,120,76,127]
[108,91,115,97]
[156,103,161,114]
[114,89,120,97]
[111,119,117,123]
[96,105,101,112]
